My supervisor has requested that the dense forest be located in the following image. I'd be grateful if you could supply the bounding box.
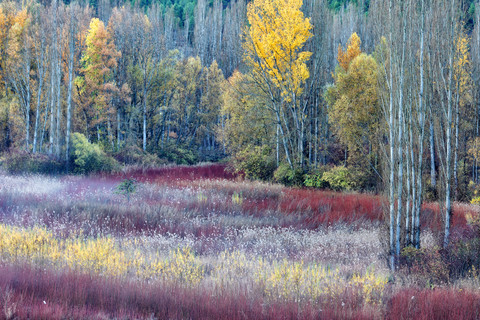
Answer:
[1,0,480,268]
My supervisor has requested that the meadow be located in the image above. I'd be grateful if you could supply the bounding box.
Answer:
[0,164,480,319]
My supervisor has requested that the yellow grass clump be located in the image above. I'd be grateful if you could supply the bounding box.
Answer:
[0,224,204,285]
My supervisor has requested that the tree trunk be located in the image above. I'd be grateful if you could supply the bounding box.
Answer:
[444,0,456,248]
[25,63,31,151]
[33,33,46,154]
[143,81,147,151]
[49,0,58,155]
[454,91,460,200]
[413,0,425,249]
[430,121,436,187]
[55,61,62,157]
[33,64,44,154]
[405,123,411,247]
[66,17,75,165]
[388,0,396,271]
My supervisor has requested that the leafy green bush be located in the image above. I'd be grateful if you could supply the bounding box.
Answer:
[304,166,330,189]
[113,145,166,168]
[1,149,65,174]
[232,146,276,181]
[304,165,374,191]
[274,163,304,186]
[321,166,356,191]
[348,165,378,192]
[156,143,198,165]
[71,133,118,174]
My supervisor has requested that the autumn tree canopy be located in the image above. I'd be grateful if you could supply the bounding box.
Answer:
[244,0,313,100]
[76,17,120,144]
[326,33,380,166]
[242,0,313,168]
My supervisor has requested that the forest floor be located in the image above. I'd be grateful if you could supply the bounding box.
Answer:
[0,164,479,319]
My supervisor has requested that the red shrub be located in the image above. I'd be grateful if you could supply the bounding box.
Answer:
[387,288,480,320]
[0,264,316,320]
[121,164,237,185]
[280,189,384,227]
[420,202,471,233]
[0,263,386,320]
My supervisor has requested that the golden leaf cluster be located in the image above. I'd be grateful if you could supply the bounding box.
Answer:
[244,0,312,99]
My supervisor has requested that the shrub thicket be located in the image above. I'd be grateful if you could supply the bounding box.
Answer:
[156,143,199,165]
[231,146,276,181]
[1,149,65,174]
[273,163,304,186]
[113,145,165,168]
[71,133,119,174]
[400,213,480,285]
[322,166,357,191]
[304,166,330,189]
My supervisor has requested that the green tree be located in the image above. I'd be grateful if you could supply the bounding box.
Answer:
[115,178,137,202]
[71,132,118,174]
[326,33,380,167]
[219,70,274,154]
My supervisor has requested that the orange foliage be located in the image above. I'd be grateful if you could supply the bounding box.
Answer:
[337,32,361,72]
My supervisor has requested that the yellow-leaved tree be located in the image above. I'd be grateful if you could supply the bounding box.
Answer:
[326,33,381,174]
[219,70,273,154]
[7,8,31,149]
[76,18,120,145]
[454,33,473,199]
[242,0,312,168]
[0,4,23,151]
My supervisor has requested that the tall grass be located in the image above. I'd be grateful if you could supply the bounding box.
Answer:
[0,264,381,320]
[1,164,480,319]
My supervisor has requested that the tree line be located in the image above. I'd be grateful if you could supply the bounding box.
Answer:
[0,0,235,163]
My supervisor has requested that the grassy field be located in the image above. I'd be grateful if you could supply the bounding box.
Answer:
[0,164,479,319]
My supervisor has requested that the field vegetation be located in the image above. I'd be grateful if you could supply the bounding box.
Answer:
[0,164,480,319]
[0,0,479,317]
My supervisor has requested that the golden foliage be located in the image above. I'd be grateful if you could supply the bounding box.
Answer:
[337,32,362,72]
[255,257,387,304]
[454,33,473,107]
[0,223,389,304]
[77,17,121,132]
[243,0,312,99]
[350,269,388,305]
[0,5,18,91]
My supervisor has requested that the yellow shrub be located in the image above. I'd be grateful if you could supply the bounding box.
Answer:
[350,270,388,305]
[64,237,129,276]
[471,197,480,205]
[213,250,252,288]
[160,247,205,285]
[0,224,207,285]
[231,192,243,205]
[255,258,343,302]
